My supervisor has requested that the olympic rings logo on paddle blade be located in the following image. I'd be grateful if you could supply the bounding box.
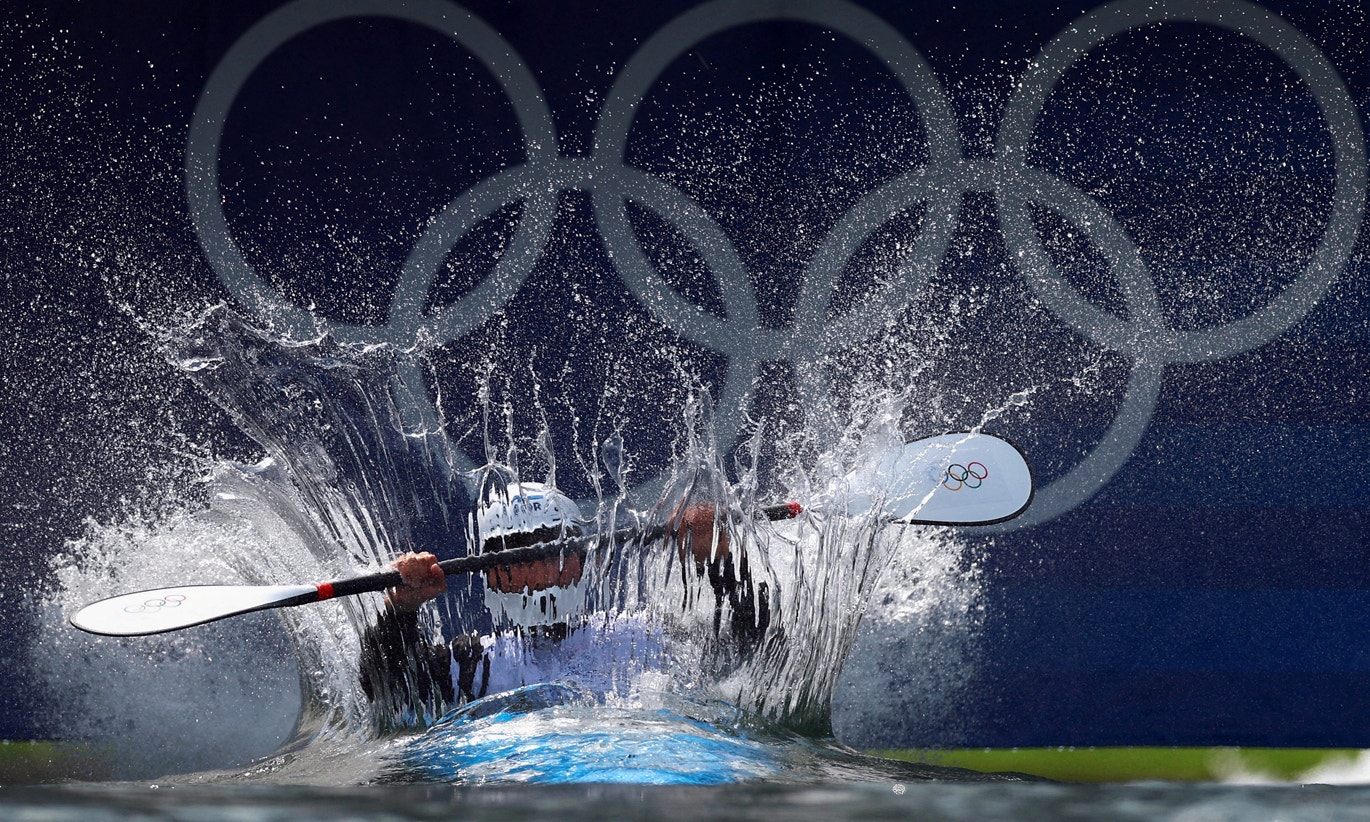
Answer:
[942,462,988,492]
[186,0,1366,528]
[123,593,188,615]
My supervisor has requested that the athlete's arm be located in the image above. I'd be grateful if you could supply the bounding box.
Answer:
[673,503,771,650]
[359,552,456,716]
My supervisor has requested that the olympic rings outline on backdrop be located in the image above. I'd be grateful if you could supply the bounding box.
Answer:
[185,0,561,348]
[185,0,1365,527]
[984,0,1365,527]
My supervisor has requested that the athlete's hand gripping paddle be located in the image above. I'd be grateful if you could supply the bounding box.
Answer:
[70,432,1031,637]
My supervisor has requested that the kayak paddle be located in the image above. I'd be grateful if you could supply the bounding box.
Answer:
[70,432,1031,637]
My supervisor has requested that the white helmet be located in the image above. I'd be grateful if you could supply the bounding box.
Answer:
[476,481,582,554]
[475,480,587,629]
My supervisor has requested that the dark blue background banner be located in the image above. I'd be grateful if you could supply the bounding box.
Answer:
[3,0,1368,747]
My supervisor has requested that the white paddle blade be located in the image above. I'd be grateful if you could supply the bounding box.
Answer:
[69,583,317,637]
[848,433,1033,525]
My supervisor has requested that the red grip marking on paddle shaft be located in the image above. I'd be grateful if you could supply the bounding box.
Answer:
[762,501,804,521]
[316,582,336,601]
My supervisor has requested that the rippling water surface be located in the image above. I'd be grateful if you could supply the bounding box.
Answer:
[11,780,1370,822]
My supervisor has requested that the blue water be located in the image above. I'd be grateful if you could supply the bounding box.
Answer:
[395,686,790,785]
[13,678,1370,821]
[376,682,1006,787]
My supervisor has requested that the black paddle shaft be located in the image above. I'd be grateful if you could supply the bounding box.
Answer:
[321,505,805,601]
[321,521,682,600]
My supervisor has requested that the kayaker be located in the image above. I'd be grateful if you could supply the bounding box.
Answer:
[359,485,771,722]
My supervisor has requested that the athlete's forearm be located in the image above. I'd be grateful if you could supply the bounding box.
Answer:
[359,605,455,711]
[704,550,772,650]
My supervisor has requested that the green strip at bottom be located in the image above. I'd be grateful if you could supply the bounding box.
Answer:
[6,739,1365,785]
[874,747,1368,783]
[0,741,111,785]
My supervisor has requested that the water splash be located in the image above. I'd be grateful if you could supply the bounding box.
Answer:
[33,496,305,778]
[35,305,986,782]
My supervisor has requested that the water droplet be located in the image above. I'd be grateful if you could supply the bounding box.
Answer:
[177,357,224,372]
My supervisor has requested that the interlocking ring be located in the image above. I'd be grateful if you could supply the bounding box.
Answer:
[590,0,964,434]
[123,593,188,615]
[186,0,1364,526]
[942,462,988,492]
[186,0,561,349]
[985,0,1364,527]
